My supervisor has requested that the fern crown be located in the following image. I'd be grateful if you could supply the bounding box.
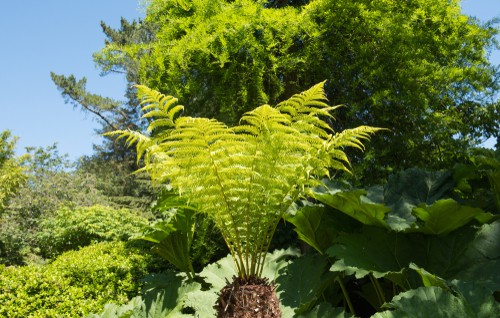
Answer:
[109,81,381,278]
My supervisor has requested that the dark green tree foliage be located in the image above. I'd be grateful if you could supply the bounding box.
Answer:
[98,0,499,183]
[77,155,153,209]
[453,148,500,214]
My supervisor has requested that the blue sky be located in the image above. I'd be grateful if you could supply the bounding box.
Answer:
[0,0,498,161]
[0,1,144,160]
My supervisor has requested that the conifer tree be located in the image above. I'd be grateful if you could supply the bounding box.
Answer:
[51,18,157,208]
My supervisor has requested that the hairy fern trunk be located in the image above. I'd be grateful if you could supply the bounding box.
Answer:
[109,81,381,279]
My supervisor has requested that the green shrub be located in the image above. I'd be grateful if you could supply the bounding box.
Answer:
[0,241,151,318]
[37,205,148,258]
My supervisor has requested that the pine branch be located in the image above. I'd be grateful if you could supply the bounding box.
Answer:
[50,72,121,130]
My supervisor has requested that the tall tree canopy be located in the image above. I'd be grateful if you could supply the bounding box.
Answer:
[53,0,499,183]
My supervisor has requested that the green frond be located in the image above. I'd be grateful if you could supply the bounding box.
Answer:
[277,80,330,116]
[136,84,184,130]
[240,105,291,130]
[142,110,169,119]
[167,105,185,120]
[232,125,260,136]
[146,118,175,133]
[104,130,155,163]
[329,126,383,151]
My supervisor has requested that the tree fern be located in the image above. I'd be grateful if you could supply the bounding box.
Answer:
[109,82,382,279]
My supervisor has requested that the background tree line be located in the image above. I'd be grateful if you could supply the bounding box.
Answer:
[53,0,499,185]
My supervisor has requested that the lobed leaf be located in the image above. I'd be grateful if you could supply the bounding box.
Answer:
[372,286,499,318]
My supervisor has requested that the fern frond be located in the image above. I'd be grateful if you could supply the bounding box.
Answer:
[329,126,383,151]
[104,130,155,163]
[136,84,184,130]
[240,105,291,131]
[277,81,330,116]
[108,81,383,279]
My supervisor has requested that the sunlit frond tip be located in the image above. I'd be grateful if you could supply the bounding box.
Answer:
[277,80,333,117]
[135,84,184,131]
[104,129,155,163]
[330,126,386,151]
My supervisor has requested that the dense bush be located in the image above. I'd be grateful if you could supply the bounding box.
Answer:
[37,205,148,258]
[0,241,151,318]
[1,145,111,265]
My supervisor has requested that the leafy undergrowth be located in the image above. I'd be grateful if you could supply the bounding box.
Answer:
[87,228,499,317]
[87,166,499,317]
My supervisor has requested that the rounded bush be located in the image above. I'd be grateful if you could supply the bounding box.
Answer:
[0,241,151,317]
[37,205,148,258]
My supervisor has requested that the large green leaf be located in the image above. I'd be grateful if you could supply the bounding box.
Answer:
[327,221,500,292]
[310,186,391,229]
[199,247,299,289]
[409,263,499,316]
[412,199,494,235]
[312,169,493,234]
[142,273,203,317]
[408,263,449,291]
[451,280,500,317]
[372,286,499,318]
[276,253,338,315]
[310,169,456,232]
[451,221,500,293]
[87,297,143,318]
[260,247,302,281]
[198,253,238,292]
[284,204,343,254]
[327,226,416,285]
[377,168,454,231]
[384,168,454,209]
[87,271,204,318]
[490,170,500,212]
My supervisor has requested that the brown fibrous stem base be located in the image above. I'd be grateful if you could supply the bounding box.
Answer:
[216,276,281,318]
